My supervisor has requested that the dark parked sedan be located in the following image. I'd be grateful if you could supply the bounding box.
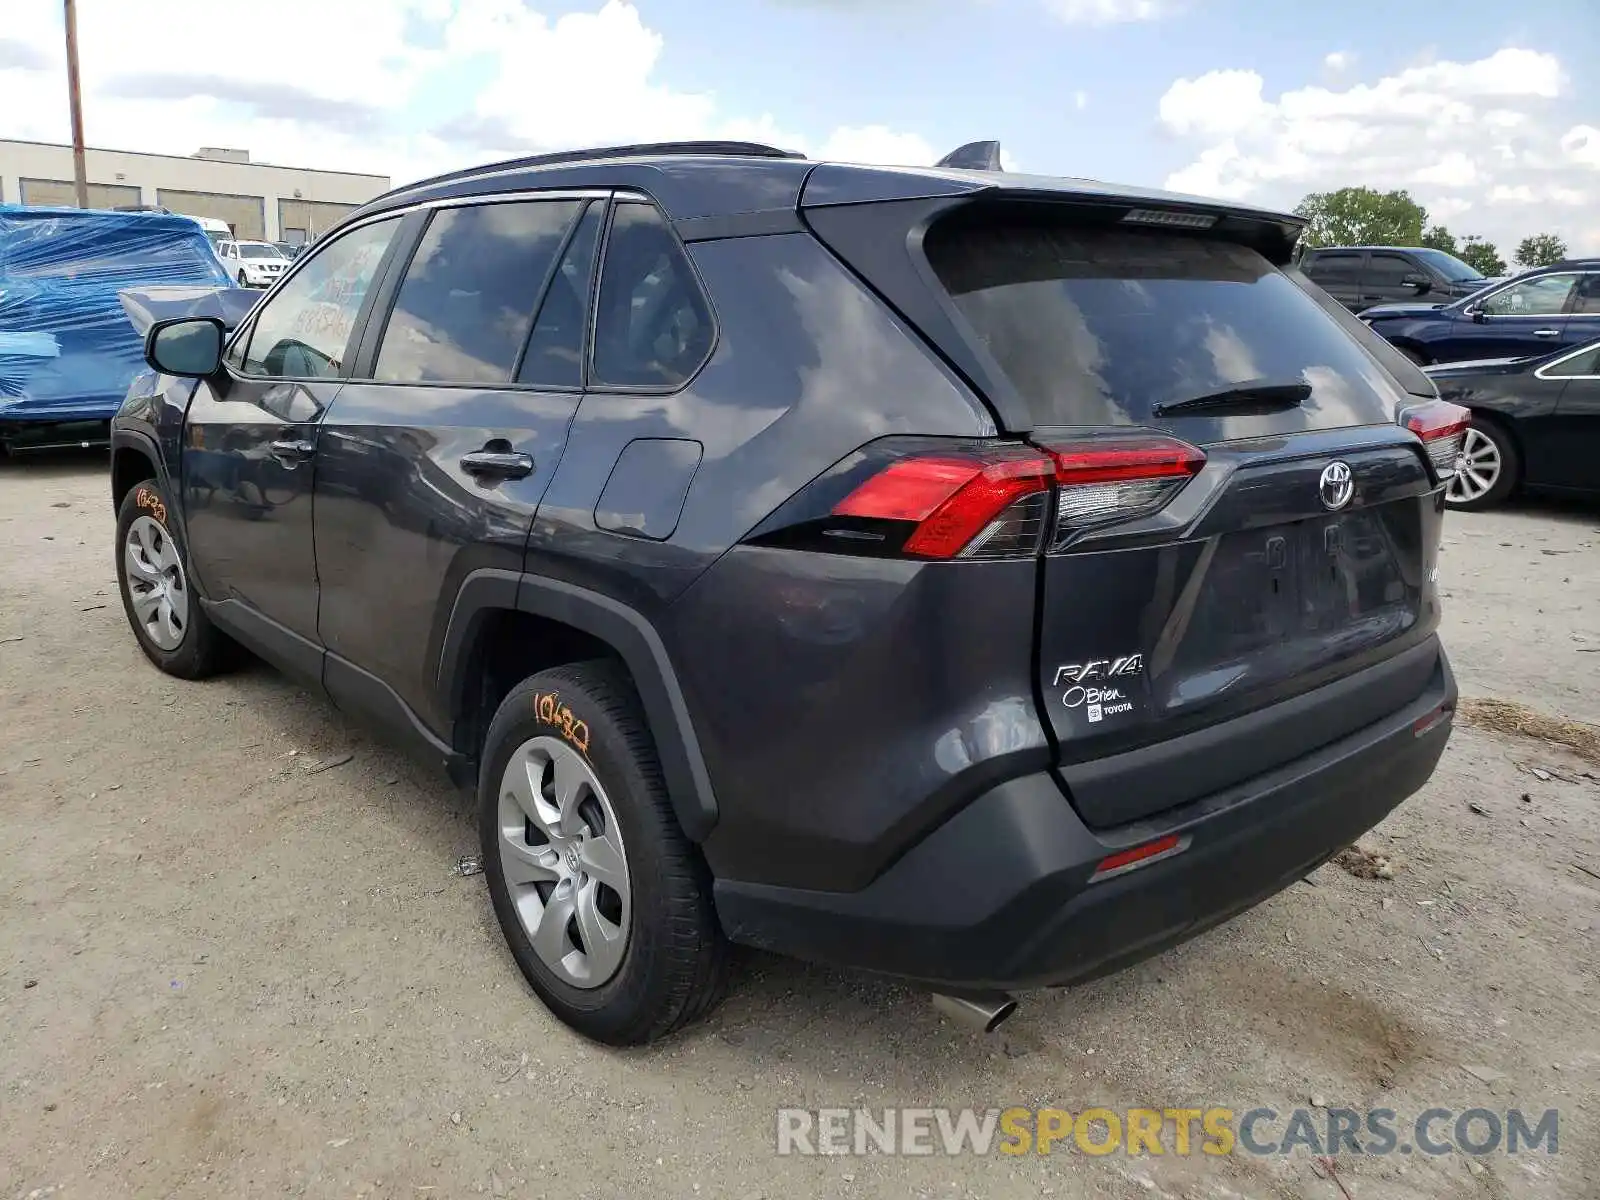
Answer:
[1424,339,1600,509]
[1362,260,1600,366]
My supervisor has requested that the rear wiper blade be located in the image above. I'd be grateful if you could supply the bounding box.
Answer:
[1153,381,1312,417]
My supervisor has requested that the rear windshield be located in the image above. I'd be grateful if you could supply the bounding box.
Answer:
[926,219,1421,426]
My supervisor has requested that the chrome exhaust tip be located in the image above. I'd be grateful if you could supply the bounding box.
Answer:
[931,990,1018,1034]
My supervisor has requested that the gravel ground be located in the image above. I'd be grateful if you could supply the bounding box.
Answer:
[2,454,1597,1200]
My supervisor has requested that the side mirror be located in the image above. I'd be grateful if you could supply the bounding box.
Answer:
[1401,273,1432,294]
[145,316,224,378]
[1467,306,1487,324]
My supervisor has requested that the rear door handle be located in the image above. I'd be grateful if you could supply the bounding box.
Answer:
[269,437,315,466]
[1533,328,1561,338]
[460,449,535,481]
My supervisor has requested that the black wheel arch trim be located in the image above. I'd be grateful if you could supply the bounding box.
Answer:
[437,569,719,841]
[109,426,170,499]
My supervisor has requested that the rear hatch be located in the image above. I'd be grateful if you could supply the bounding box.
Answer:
[813,192,1452,829]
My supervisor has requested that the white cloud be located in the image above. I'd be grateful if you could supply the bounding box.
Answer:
[817,125,938,166]
[1563,125,1600,168]
[1323,51,1352,74]
[1158,47,1597,251]
[0,0,936,188]
[1043,0,1172,24]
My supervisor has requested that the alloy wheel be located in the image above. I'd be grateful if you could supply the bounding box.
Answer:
[497,736,631,988]
[1446,427,1500,506]
[124,515,189,651]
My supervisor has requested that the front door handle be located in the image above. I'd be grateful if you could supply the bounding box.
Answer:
[269,437,315,466]
[1533,328,1561,338]
[460,449,535,481]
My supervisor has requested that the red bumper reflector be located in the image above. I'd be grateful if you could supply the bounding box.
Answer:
[1090,833,1186,882]
[1412,704,1453,738]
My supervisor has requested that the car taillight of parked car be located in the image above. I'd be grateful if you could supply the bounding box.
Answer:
[829,433,1206,560]
[1399,400,1471,481]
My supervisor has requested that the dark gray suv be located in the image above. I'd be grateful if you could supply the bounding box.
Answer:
[109,141,1462,1044]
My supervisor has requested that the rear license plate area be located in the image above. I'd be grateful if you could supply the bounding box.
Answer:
[1193,512,1406,659]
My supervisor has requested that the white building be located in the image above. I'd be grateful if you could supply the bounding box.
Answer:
[0,139,391,244]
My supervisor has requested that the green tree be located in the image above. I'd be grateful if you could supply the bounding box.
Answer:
[1293,187,1427,248]
[1514,233,1568,268]
[1420,225,1459,256]
[1458,235,1507,277]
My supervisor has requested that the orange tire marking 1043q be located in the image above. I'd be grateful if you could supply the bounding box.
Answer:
[533,691,591,757]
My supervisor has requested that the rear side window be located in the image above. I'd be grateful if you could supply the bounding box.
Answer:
[1305,252,1364,286]
[926,219,1412,425]
[518,203,602,389]
[374,199,583,385]
[1567,274,1600,315]
[591,201,714,389]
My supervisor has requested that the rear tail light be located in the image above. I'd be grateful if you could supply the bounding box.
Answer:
[750,432,1205,561]
[832,447,1055,560]
[1038,434,1206,547]
[1400,400,1471,481]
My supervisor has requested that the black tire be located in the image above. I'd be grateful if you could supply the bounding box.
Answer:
[479,661,729,1045]
[237,270,248,287]
[1447,416,1521,512]
[114,478,229,678]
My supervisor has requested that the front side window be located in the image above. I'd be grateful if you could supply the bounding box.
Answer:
[373,199,583,385]
[240,216,400,380]
[591,201,714,389]
[1365,253,1416,288]
[1410,248,1482,283]
[1480,273,1577,317]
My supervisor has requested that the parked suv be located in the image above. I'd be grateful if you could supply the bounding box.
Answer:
[1299,245,1497,313]
[216,238,289,288]
[1360,260,1600,365]
[109,142,1460,1045]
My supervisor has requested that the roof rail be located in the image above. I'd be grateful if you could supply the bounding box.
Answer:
[391,140,806,196]
[935,140,1004,171]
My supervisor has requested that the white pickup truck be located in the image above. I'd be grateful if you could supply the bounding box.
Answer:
[217,239,290,289]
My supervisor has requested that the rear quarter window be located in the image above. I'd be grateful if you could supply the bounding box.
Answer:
[926,219,1420,426]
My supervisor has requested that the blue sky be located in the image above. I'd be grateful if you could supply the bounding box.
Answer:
[2,0,1597,251]
[639,0,1599,190]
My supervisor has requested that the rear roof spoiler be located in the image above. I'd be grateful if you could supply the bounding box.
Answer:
[935,141,1004,172]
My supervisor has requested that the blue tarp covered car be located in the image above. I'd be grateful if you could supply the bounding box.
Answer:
[0,205,243,446]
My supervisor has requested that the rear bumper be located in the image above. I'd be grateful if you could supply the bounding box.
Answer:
[714,641,1455,991]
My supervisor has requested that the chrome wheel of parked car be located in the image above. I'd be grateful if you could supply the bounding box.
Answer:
[1447,426,1502,507]
[124,515,190,651]
[497,735,631,989]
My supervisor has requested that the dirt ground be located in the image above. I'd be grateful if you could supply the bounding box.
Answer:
[2,453,1597,1200]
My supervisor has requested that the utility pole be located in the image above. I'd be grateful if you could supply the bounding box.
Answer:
[64,0,89,208]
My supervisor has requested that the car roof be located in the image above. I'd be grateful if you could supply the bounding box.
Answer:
[349,140,1303,233]
[1307,245,1446,254]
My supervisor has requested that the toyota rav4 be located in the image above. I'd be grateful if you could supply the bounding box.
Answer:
[109,140,1460,1045]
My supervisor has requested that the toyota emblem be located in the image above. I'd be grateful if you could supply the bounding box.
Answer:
[1319,461,1354,511]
